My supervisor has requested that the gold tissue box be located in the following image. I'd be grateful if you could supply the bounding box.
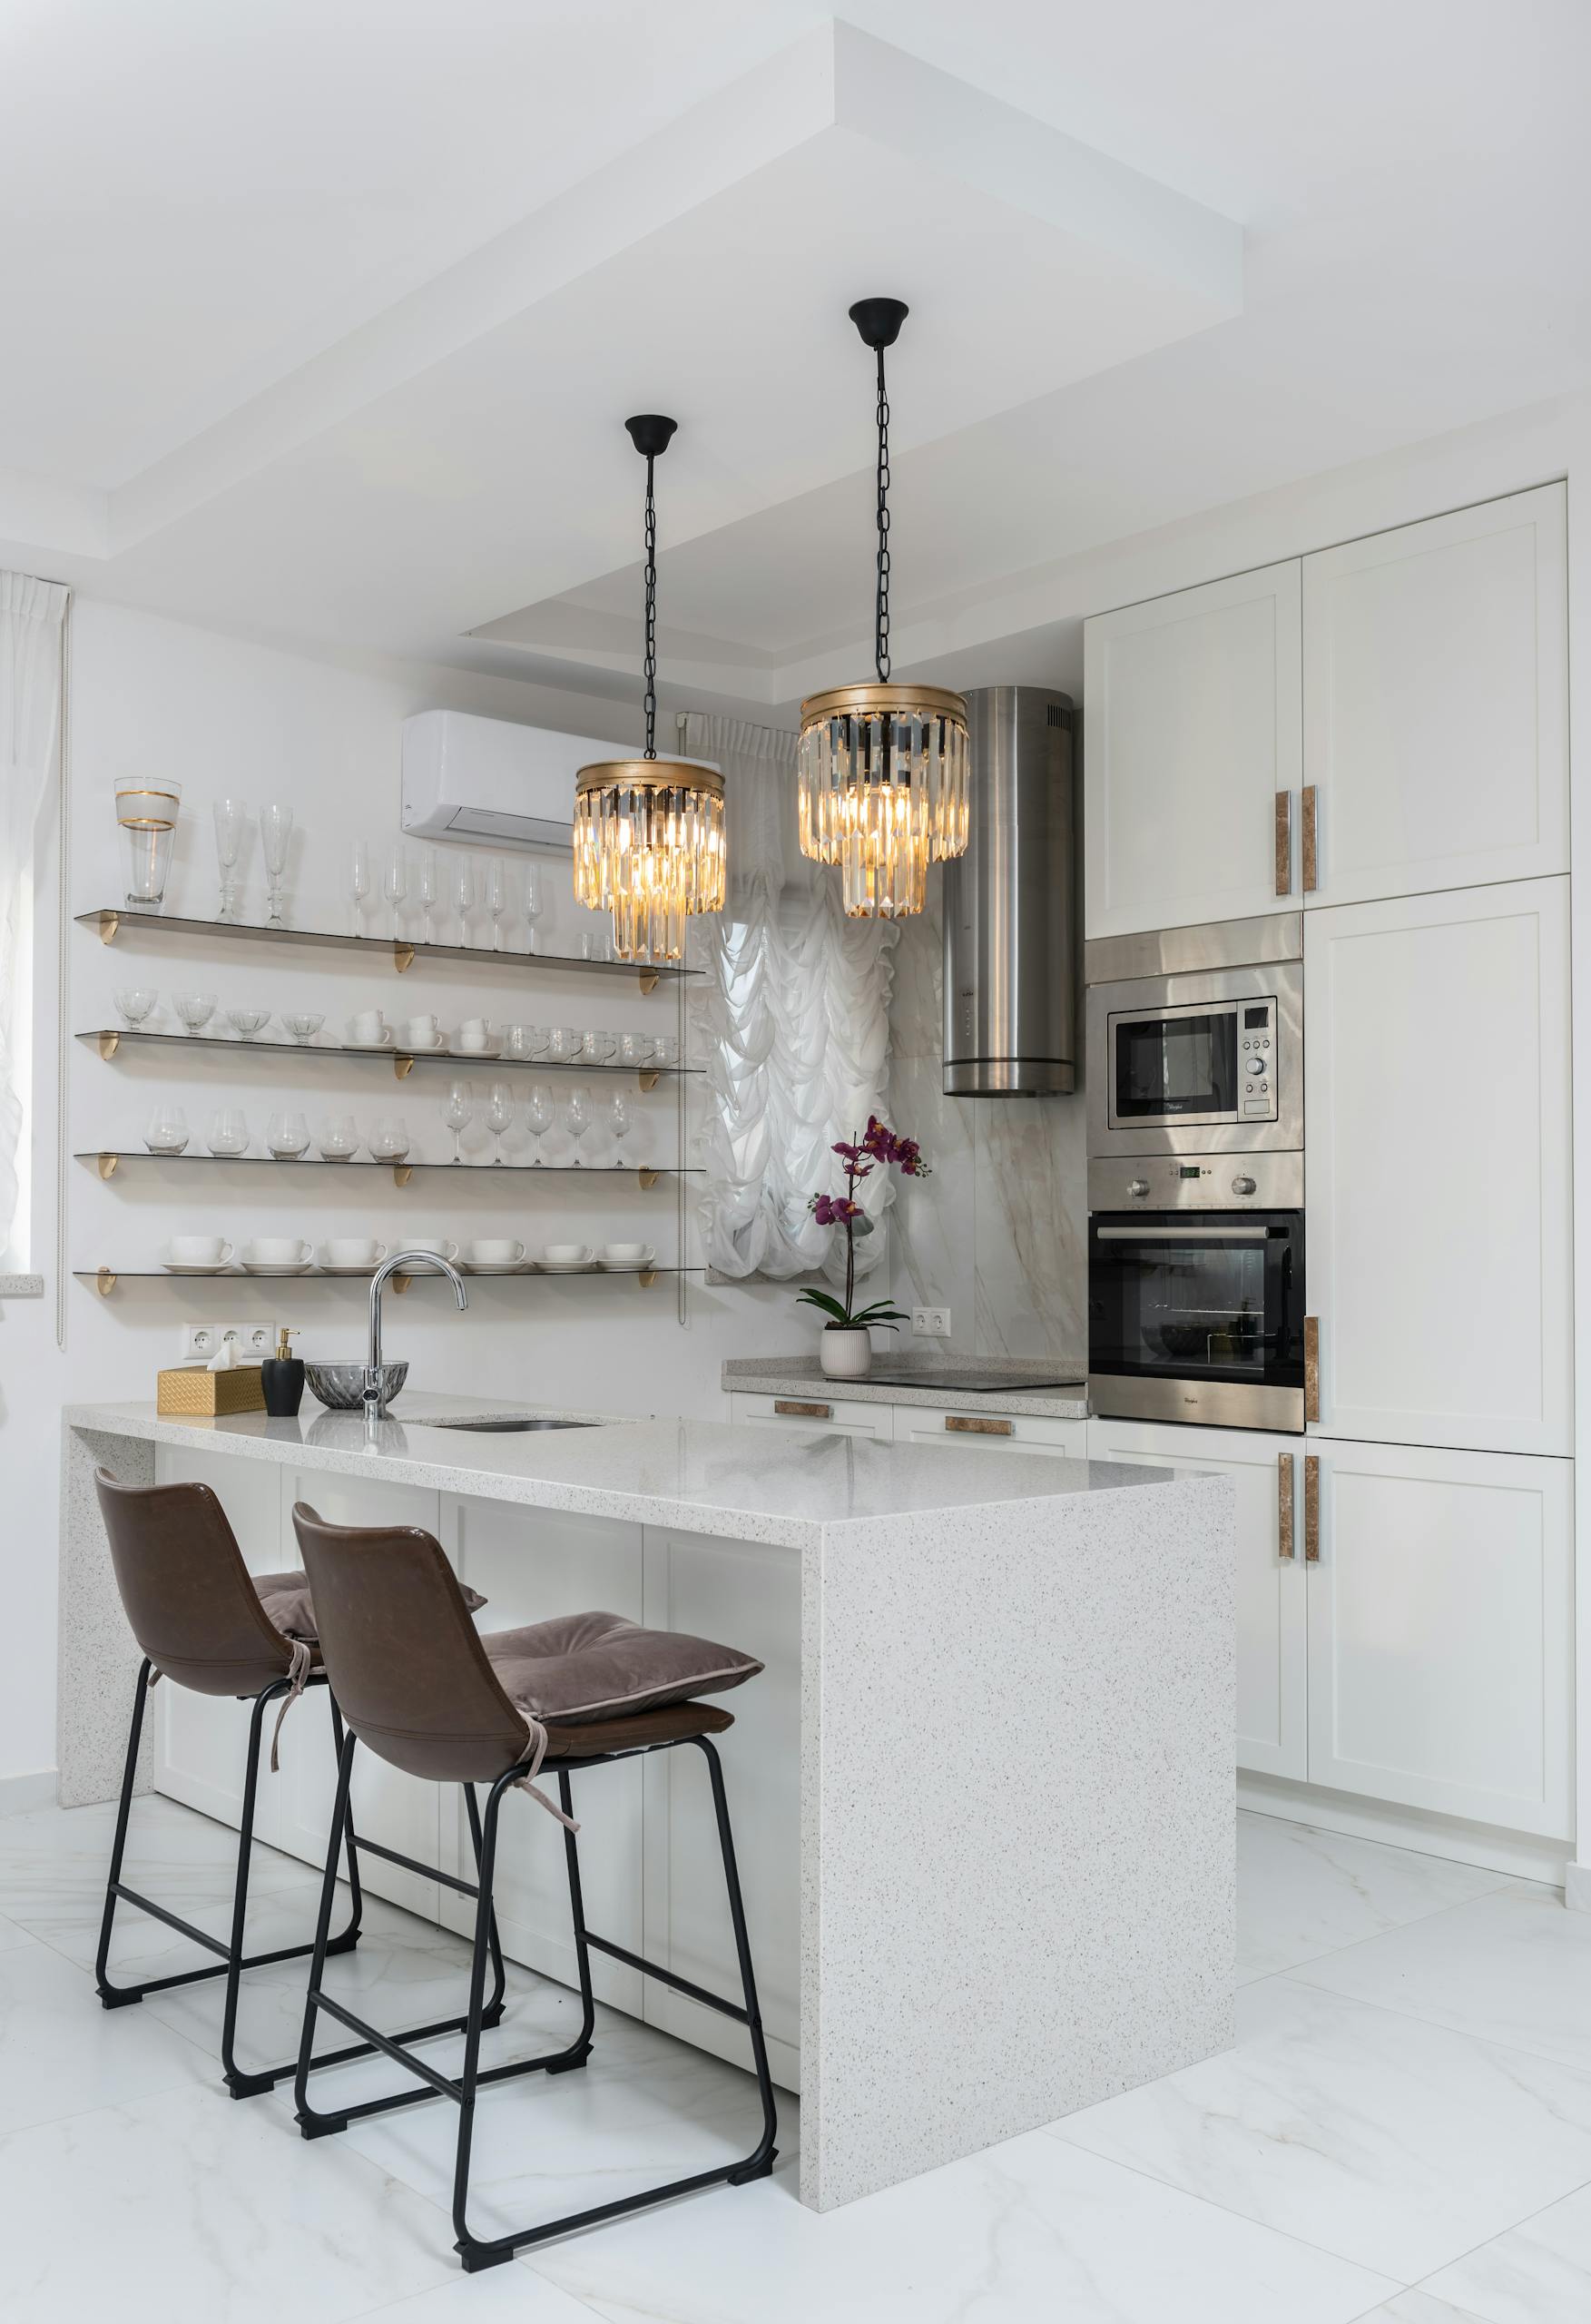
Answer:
[157,1365,265,1417]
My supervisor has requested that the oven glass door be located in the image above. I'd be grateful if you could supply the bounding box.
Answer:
[1088,1209,1304,1394]
[1110,1000,1240,1126]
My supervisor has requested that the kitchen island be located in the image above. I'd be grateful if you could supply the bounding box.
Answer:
[61,1393,1234,2211]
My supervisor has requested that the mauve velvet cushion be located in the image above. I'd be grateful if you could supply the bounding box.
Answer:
[482,1610,761,1724]
[253,1569,486,1641]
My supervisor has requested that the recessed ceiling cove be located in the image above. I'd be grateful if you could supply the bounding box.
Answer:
[15,23,1241,675]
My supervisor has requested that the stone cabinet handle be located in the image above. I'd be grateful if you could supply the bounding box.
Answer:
[774,1399,832,1420]
[946,1415,1015,1437]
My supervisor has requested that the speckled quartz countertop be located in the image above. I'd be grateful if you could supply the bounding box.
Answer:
[722,1354,1091,1419]
[66,1386,1161,1552]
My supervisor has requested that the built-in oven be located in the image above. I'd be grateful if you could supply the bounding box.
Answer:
[1085,913,1301,1157]
[1086,1152,1306,1432]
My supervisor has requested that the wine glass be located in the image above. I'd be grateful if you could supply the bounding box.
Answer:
[267,1109,309,1159]
[442,1079,474,1164]
[522,861,543,955]
[318,1115,358,1162]
[383,842,409,940]
[564,1085,592,1167]
[260,803,293,930]
[207,1108,250,1157]
[486,857,511,952]
[173,991,216,1037]
[452,857,476,947]
[144,1102,189,1154]
[525,1083,555,1167]
[114,988,158,1028]
[349,839,370,938]
[606,1092,633,1167]
[368,1116,411,1163]
[212,799,246,923]
[484,1080,514,1166]
[418,849,440,945]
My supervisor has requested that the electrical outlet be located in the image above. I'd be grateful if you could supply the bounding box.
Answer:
[235,1321,278,1359]
[911,1305,951,1338]
[179,1321,222,1361]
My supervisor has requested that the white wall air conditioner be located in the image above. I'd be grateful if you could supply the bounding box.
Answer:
[400,709,624,850]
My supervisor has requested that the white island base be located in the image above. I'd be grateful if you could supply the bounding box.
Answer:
[61,1396,1234,2212]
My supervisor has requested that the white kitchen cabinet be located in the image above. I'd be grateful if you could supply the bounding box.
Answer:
[1304,1437,1573,1837]
[729,1390,891,1440]
[1086,1416,1308,1780]
[893,1405,1087,1459]
[642,1527,801,2094]
[1301,486,1567,908]
[440,1496,647,2015]
[1083,559,1302,939]
[1303,878,1571,1455]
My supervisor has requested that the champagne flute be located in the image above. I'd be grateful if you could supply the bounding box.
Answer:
[418,849,440,946]
[259,803,293,930]
[485,1080,514,1166]
[212,798,246,923]
[522,860,543,954]
[452,856,476,947]
[486,856,510,952]
[349,838,370,938]
[525,1082,555,1167]
[442,1078,475,1164]
[564,1085,592,1167]
[383,842,409,940]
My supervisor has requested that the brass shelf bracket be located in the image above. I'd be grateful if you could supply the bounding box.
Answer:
[393,942,416,974]
[393,1164,413,1188]
[97,1030,121,1060]
[96,911,121,946]
[638,1168,660,1190]
[638,969,659,996]
[392,1273,412,1295]
[96,1266,117,1296]
[96,1152,120,1181]
[639,1269,658,1290]
[639,1070,659,1093]
[394,1053,415,1079]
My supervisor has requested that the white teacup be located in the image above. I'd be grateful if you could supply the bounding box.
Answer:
[403,1237,458,1262]
[602,1242,650,1264]
[324,1238,387,1268]
[169,1236,231,1265]
[402,1016,441,1048]
[349,1010,389,1044]
[457,1017,493,1051]
[465,1238,523,1264]
[243,1237,309,1265]
[544,1243,592,1265]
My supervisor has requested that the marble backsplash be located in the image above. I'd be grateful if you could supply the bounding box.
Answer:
[886,889,1088,1364]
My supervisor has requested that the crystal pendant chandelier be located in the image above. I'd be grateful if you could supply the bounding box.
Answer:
[799,300,968,918]
[573,416,725,961]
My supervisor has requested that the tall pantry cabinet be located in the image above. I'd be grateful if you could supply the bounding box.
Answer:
[1083,481,1575,1853]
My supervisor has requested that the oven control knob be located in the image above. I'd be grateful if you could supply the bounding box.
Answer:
[1128,1178,1150,1198]
[1231,1175,1257,1196]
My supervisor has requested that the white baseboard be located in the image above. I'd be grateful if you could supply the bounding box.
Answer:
[0,1768,58,1818]
[1238,1771,1571,1887]
[1566,1862,1591,1915]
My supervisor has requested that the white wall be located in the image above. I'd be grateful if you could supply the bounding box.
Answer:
[0,599,799,1795]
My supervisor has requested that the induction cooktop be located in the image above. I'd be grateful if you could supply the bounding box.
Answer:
[866,1369,1085,1393]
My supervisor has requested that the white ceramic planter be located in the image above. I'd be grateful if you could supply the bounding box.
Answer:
[819,1326,872,1381]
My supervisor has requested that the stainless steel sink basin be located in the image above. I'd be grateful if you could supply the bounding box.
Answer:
[429,1416,599,1433]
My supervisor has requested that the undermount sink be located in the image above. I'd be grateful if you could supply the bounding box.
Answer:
[429,1416,599,1433]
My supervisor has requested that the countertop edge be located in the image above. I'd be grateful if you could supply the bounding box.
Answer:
[722,1361,1090,1419]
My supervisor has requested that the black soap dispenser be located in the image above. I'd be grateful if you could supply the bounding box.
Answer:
[261,1326,304,1418]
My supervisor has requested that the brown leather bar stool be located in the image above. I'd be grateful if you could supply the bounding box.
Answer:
[91,1468,372,2097]
[290,1502,778,2273]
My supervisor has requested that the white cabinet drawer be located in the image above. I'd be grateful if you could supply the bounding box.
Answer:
[729,1391,891,1441]
[894,1406,1088,1457]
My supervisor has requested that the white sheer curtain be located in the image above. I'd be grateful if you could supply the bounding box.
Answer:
[683,713,898,1280]
[0,573,69,1259]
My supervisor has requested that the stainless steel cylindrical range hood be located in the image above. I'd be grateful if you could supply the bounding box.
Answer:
[942,685,1076,1096]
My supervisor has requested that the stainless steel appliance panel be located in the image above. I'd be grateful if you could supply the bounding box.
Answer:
[1088,1150,1303,1214]
[1088,1372,1307,1432]
[1085,911,1302,988]
[943,686,1075,1097]
[1085,958,1302,1157]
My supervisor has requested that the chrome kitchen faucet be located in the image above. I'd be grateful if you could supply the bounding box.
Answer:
[365,1249,468,1427]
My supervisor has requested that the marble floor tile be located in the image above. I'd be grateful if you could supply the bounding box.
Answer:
[528,2132,1395,2324]
[366,2270,608,2323]
[0,2080,457,2324]
[1236,1813,1514,1983]
[1420,2179,1591,2322]
[1360,2297,1494,2324]
[0,1940,207,2134]
[0,1908,36,1953]
[1291,1885,1591,2073]
[1055,1974,1591,2283]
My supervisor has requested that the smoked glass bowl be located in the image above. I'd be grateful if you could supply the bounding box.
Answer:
[304,1360,408,1412]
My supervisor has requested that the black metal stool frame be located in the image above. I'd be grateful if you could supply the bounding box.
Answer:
[293,1725,780,2271]
[96,1658,513,2098]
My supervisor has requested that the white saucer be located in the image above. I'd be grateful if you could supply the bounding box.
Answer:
[540,1258,596,1273]
[453,1042,501,1061]
[241,1258,313,1275]
[316,1261,383,1276]
[597,1256,656,1272]
[344,1034,395,1051]
[160,1259,234,1275]
[398,1038,449,1054]
[459,1258,529,1275]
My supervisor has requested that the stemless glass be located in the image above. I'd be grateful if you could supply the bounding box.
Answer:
[212,799,247,923]
[525,1083,555,1166]
[207,1108,250,1157]
[522,861,544,955]
[368,1116,411,1163]
[452,857,476,947]
[383,842,408,940]
[442,1079,475,1164]
[173,991,216,1037]
[260,804,294,930]
[486,857,511,952]
[318,1115,358,1162]
[418,849,440,945]
[564,1085,592,1167]
[484,1081,514,1166]
[349,838,370,938]
[114,988,158,1028]
[115,778,182,912]
[143,1102,189,1154]
[267,1109,310,1159]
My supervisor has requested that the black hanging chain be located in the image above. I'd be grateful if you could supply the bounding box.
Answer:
[642,452,658,759]
[873,345,891,684]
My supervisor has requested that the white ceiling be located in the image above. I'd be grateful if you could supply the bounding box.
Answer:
[5,0,1590,721]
